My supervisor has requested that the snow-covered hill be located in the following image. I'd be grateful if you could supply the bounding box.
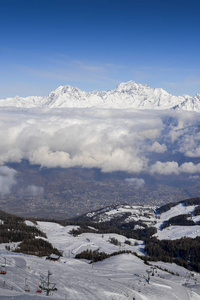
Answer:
[0,81,200,111]
[1,200,200,299]
[84,204,156,225]
[1,218,200,299]
[0,95,43,108]
[78,201,200,241]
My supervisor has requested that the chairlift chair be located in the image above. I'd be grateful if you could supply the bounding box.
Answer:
[25,286,30,292]
[36,281,42,293]
[24,279,30,292]
[0,265,6,275]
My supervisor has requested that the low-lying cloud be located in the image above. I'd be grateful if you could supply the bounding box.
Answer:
[189,175,200,180]
[18,185,44,197]
[124,177,145,188]
[0,166,17,195]
[150,161,200,175]
[0,107,200,176]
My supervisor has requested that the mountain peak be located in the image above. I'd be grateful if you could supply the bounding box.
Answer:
[0,81,199,112]
[116,81,148,92]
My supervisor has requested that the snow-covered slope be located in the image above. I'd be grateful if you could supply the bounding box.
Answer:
[154,203,200,240]
[80,201,200,241]
[85,204,156,225]
[2,200,200,299]
[0,81,200,111]
[0,95,43,108]
[1,220,200,299]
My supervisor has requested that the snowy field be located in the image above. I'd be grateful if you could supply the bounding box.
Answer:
[86,202,200,241]
[155,203,200,240]
[0,219,200,299]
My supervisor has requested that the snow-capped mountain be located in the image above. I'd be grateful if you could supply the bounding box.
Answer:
[0,95,43,108]
[0,81,200,111]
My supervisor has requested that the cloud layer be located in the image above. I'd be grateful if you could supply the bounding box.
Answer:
[18,185,44,197]
[0,166,17,195]
[0,107,200,177]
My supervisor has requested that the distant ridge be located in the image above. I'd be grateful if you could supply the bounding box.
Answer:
[0,81,200,111]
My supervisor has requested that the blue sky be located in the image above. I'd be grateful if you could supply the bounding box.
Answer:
[0,0,200,98]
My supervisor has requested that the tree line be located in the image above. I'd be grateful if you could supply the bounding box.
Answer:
[0,210,61,257]
[145,236,200,272]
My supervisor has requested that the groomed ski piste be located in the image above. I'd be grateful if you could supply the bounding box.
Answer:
[1,203,200,299]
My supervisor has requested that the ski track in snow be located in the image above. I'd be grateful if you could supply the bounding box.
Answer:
[0,216,200,299]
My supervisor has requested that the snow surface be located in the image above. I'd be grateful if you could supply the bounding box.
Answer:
[86,202,200,242]
[190,216,200,223]
[37,222,144,256]
[1,218,200,299]
[25,221,35,227]
[155,203,198,229]
[87,205,156,224]
[154,203,200,240]
[0,81,200,112]
[155,225,200,240]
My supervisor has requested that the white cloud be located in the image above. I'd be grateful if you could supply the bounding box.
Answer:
[24,185,44,197]
[185,147,200,158]
[139,129,161,139]
[0,166,17,195]
[189,175,200,180]
[149,141,167,153]
[18,184,44,198]
[0,108,154,173]
[150,161,179,175]
[150,161,200,176]
[124,177,145,188]
[180,162,200,174]
[0,107,199,176]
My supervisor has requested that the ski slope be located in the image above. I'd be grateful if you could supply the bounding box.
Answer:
[154,203,200,240]
[0,221,200,299]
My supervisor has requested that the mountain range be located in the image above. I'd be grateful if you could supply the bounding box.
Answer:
[1,81,200,111]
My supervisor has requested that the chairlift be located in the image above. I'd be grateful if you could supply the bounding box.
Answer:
[0,258,7,275]
[0,265,6,275]
[36,281,42,293]
[24,278,30,292]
